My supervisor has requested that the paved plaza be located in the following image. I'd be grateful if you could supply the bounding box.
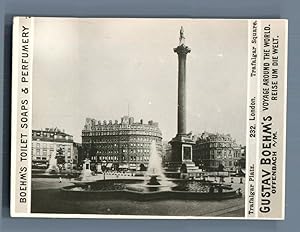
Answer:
[31,176,245,217]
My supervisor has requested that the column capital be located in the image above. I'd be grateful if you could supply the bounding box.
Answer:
[174,44,191,56]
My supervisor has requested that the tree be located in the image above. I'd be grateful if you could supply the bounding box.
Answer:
[77,145,84,166]
[101,165,106,172]
[55,146,66,171]
[239,158,246,169]
[139,163,147,171]
[217,163,224,172]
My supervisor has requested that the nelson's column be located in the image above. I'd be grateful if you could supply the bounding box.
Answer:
[166,27,200,177]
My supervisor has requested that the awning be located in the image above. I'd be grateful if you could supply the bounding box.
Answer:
[129,164,137,170]
[119,164,129,169]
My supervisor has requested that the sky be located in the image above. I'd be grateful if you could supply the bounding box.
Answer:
[32,18,248,144]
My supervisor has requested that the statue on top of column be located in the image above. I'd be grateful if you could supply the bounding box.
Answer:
[179,26,185,45]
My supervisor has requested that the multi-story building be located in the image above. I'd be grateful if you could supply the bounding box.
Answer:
[192,132,243,173]
[32,128,78,170]
[82,116,163,171]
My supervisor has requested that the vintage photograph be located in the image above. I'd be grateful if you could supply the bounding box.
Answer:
[29,18,248,217]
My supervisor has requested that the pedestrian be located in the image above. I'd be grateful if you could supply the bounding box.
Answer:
[59,176,62,183]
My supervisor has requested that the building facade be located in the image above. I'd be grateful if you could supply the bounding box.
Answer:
[82,116,163,171]
[192,132,243,173]
[32,128,78,170]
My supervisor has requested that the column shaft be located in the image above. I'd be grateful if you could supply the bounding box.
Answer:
[177,54,187,135]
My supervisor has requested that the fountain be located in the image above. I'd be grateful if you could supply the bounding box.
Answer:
[31,152,61,178]
[46,153,59,174]
[146,141,165,181]
[62,142,241,201]
[79,158,93,181]
[70,158,96,184]
[122,141,176,192]
[141,141,176,190]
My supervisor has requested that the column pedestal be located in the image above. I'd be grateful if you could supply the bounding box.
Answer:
[165,135,200,178]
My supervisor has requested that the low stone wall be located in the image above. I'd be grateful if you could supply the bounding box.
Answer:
[60,185,241,201]
[32,173,80,179]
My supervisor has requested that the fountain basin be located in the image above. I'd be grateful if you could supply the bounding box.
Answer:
[60,179,242,201]
[31,171,80,179]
